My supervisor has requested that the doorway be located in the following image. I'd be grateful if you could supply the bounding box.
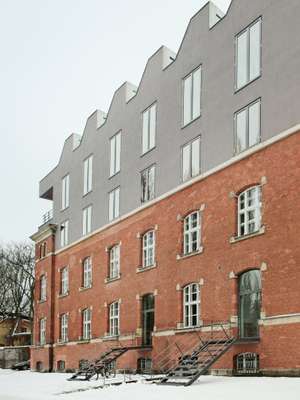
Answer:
[142,294,155,346]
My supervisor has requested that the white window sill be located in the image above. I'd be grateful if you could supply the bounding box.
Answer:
[57,339,68,346]
[105,274,121,284]
[38,299,47,304]
[79,285,92,292]
[176,322,203,333]
[78,337,91,343]
[136,263,157,273]
[102,334,119,342]
[58,292,69,299]
[176,247,203,261]
[230,226,265,244]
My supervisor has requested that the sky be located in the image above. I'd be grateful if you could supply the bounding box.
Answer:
[0,0,231,243]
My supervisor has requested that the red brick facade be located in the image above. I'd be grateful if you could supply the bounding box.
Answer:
[31,131,300,376]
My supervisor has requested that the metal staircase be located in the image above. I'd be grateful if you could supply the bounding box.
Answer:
[157,322,236,386]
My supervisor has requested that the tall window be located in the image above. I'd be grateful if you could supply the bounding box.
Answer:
[109,302,119,336]
[235,99,261,153]
[60,220,69,247]
[83,257,92,288]
[183,66,201,126]
[60,314,68,342]
[182,137,201,182]
[239,270,261,339]
[110,132,121,177]
[83,155,93,195]
[39,242,47,258]
[109,187,120,221]
[82,205,92,235]
[60,267,69,296]
[141,165,155,203]
[183,211,201,255]
[142,231,155,268]
[39,318,46,345]
[236,18,261,90]
[40,275,46,301]
[183,283,200,328]
[238,186,261,236]
[142,103,156,154]
[82,308,92,340]
[61,174,70,210]
[109,245,120,279]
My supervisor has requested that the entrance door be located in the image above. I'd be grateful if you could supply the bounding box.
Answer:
[239,270,261,339]
[142,294,155,346]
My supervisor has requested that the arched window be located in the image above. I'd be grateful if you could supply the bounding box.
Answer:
[109,301,120,336]
[40,275,46,301]
[82,257,92,288]
[57,360,65,372]
[183,211,201,255]
[239,270,261,339]
[183,283,200,328]
[142,230,155,268]
[109,245,120,279]
[238,186,261,236]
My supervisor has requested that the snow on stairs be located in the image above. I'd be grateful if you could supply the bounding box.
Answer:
[158,326,236,386]
[68,347,129,381]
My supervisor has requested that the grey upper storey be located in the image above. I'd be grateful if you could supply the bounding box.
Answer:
[39,0,300,249]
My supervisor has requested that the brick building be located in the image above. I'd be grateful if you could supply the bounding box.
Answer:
[31,0,300,377]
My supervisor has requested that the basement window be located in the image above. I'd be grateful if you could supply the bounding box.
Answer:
[57,360,65,372]
[236,352,259,374]
[137,358,152,373]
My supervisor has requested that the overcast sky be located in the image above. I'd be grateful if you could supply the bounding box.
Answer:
[0,0,231,243]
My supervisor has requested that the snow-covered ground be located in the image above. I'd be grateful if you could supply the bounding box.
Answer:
[0,369,300,400]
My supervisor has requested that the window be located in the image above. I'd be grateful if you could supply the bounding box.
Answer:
[57,360,65,372]
[83,155,93,195]
[142,231,155,268]
[238,186,261,236]
[40,275,46,301]
[60,220,69,247]
[83,257,92,288]
[39,242,47,259]
[110,132,121,177]
[109,245,120,279]
[82,308,92,340]
[109,187,120,221]
[183,211,201,255]
[39,318,46,345]
[235,99,261,153]
[236,18,261,90]
[239,270,261,339]
[183,66,201,126]
[141,165,155,203]
[61,174,70,210]
[109,302,119,336]
[182,137,201,181]
[183,283,200,328]
[236,353,260,374]
[82,205,92,235]
[60,267,69,296]
[60,314,68,342]
[137,358,152,373]
[142,103,156,154]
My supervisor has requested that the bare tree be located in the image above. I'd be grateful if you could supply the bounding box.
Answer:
[0,242,35,322]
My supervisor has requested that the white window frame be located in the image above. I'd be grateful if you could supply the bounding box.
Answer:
[40,275,46,301]
[60,314,68,342]
[141,165,155,203]
[183,283,200,328]
[83,155,93,195]
[182,136,201,182]
[61,174,70,210]
[235,18,262,91]
[61,267,69,296]
[82,308,92,340]
[109,245,120,279]
[235,99,261,154]
[82,205,92,236]
[142,103,156,154]
[183,211,201,255]
[40,318,46,345]
[142,230,155,268]
[110,132,121,177]
[238,186,261,237]
[83,257,92,288]
[109,301,120,337]
[109,187,120,221]
[183,66,202,126]
[60,220,69,247]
